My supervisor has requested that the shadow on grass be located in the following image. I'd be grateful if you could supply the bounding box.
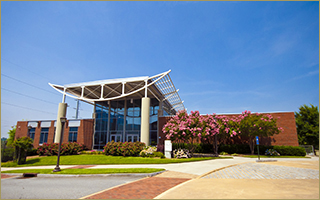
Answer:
[26,158,41,164]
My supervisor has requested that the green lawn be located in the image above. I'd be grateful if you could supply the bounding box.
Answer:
[1,154,233,167]
[241,155,310,158]
[2,168,165,174]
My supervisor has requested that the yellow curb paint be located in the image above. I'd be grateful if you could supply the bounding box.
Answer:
[78,176,149,199]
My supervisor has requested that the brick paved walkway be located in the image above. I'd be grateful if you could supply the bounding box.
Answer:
[84,177,190,199]
[202,162,319,179]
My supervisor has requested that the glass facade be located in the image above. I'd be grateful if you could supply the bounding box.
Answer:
[93,98,161,150]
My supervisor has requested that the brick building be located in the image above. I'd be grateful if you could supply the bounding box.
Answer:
[16,111,299,150]
[15,119,94,149]
[14,70,299,149]
[158,112,299,147]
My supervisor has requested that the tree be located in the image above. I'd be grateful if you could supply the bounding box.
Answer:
[6,126,16,146]
[162,110,235,156]
[238,111,282,155]
[12,137,33,164]
[295,104,319,149]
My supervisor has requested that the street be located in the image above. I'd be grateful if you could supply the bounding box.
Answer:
[1,175,145,199]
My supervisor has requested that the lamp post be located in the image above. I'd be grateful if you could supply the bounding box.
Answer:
[53,117,67,172]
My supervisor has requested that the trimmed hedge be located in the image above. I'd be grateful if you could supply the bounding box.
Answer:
[172,143,306,156]
[219,144,251,154]
[37,142,85,156]
[104,141,145,156]
[172,143,213,153]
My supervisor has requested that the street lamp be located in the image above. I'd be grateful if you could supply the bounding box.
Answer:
[53,117,67,172]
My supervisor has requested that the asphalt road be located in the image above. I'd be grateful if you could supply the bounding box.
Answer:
[1,175,145,199]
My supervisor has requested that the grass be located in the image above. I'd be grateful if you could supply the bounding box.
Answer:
[241,155,311,158]
[2,168,165,174]
[1,154,233,167]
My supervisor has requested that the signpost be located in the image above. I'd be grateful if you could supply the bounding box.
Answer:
[164,140,172,159]
[256,136,260,160]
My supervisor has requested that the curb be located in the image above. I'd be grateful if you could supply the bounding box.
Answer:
[1,170,166,178]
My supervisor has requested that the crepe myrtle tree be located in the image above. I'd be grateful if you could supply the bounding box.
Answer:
[238,110,283,155]
[212,114,242,155]
[163,110,238,156]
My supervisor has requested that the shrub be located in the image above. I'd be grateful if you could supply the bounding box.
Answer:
[219,144,251,154]
[140,146,157,156]
[172,143,213,153]
[173,148,191,158]
[104,141,145,157]
[139,146,165,158]
[273,146,306,156]
[37,142,85,156]
[220,151,228,155]
[1,147,15,162]
[27,148,38,156]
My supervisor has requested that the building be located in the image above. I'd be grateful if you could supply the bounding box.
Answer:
[14,70,299,149]
[16,70,185,149]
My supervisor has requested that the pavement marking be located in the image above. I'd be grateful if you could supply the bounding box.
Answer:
[201,162,319,179]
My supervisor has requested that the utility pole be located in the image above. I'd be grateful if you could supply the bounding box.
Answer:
[73,99,80,119]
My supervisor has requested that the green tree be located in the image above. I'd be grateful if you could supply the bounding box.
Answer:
[12,137,33,164]
[238,111,282,155]
[6,126,16,146]
[295,104,319,149]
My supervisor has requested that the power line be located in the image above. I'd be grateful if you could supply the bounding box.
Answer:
[2,59,55,82]
[1,73,60,96]
[2,102,56,115]
[2,87,57,105]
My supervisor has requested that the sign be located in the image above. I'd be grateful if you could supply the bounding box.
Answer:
[164,140,172,151]
[256,136,259,145]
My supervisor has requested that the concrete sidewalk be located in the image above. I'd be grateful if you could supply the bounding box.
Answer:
[155,158,319,199]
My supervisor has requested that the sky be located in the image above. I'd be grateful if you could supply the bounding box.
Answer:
[1,1,319,138]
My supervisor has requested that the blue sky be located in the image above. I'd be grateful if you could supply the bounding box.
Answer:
[1,1,319,138]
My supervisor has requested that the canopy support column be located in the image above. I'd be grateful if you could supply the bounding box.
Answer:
[54,103,67,143]
[140,97,150,146]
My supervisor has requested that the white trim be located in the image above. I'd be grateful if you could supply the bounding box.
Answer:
[49,70,185,111]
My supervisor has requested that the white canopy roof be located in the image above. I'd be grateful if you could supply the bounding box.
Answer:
[49,70,185,112]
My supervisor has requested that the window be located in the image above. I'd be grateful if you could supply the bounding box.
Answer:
[68,127,78,142]
[29,128,35,141]
[39,128,49,145]
[127,135,139,142]
[110,134,121,142]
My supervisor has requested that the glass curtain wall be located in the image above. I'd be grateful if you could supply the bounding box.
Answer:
[94,98,160,150]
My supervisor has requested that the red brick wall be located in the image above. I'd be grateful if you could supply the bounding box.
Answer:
[15,119,94,149]
[78,119,94,149]
[158,116,173,146]
[157,112,299,147]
